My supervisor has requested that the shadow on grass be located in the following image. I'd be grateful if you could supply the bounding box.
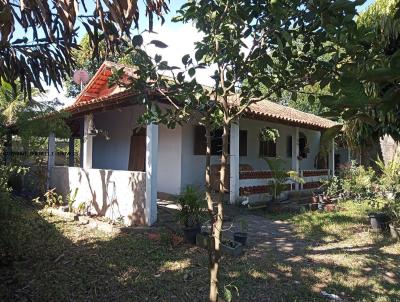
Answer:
[1,199,399,302]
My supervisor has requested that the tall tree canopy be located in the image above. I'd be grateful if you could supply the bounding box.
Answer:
[0,0,169,98]
[319,0,400,153]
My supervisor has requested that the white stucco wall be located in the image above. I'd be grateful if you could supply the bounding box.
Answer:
[50,166,146,226]
[86,104,323,195]
[157,125,182,195]
[92,105,145,170]
[180,118,322,190]
[90,105,182,195]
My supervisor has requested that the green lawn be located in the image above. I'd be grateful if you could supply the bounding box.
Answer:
[1,198,399,301]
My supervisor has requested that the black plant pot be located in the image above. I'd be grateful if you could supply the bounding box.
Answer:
[368,212,390,232]
[233,232,248,246]
[183,225,201,244]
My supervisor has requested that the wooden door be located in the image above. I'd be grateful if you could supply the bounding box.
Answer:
[128,128,146,171]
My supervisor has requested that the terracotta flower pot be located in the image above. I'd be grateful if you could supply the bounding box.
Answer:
[324,203,336,212]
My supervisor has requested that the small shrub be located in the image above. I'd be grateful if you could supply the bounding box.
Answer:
[67,188,78,212]
[77,201,87,215]
[176,186,206,227]
[322,176,343,198]
[238,218,248,232]
[265,157,304,201]
[376,158,400,199]
[43,188,63,208]
[376,158,400,225]
[341,161,376,200]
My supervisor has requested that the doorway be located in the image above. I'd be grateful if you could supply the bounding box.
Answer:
[128,128,146,171]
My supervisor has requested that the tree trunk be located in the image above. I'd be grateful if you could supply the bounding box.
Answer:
[205,122,217,302]
[209,118,229,302]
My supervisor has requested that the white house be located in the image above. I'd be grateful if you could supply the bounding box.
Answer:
[48,61,348,226]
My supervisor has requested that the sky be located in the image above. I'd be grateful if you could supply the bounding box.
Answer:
[39,0,376,107]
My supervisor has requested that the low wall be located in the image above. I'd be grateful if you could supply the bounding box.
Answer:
[50,166,146,226]
[239,169,330,196]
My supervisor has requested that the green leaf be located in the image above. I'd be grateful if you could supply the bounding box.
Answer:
[182,54,190,65]
[188,68,195,77]
[154,54,162,63]
[224,287,232,302]
[195,48,206,62]
[149,40,168,48]
[177,72,184,83]
[132,35,143,47]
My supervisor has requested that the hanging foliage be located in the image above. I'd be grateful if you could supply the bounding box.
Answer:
[0,0,169,99]
[259,127,280,143]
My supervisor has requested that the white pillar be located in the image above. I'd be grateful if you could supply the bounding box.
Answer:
[229,121,240,204]
[331,139,335,176]
[292,127,300,190]
[47,132,56,189]
[83,114,93,169]
[145,122,159,226]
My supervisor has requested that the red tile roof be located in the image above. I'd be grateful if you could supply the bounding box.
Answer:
[67,61,338,130]
[246,100,338,129]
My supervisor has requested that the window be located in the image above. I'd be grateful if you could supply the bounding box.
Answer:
[239,130,247,156]
[193,126,247,156]
[287,136,292,158]
[259,136,276,157]
[299,132,308,158]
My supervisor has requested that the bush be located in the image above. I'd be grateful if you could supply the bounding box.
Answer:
[376,158,400,199]
[375,158,400,225]
[341,161,376,200]
[176,186,206,227]
[322,175,343,198]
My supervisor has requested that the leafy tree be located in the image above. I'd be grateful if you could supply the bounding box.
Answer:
[275,84,329,115]
[317,0,400,163]
[0,0,169,98]
[110,0,361,300]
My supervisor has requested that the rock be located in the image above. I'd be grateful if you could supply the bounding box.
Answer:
[60,206,69,212]
[78,216,89,225]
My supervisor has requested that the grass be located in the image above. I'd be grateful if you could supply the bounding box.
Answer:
[267,200,374,241]
[1,198,399,301]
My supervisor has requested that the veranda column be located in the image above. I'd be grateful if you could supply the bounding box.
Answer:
[83,114,93,169]
[47,132,56,189]
[331,139,335,176]
[68,137,75,167]
[291,127,300,190]
[229,121,240,204]
[145,122,159,226]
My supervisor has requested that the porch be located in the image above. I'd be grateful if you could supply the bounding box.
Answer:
[228,120,340,203]
[45,108,160,226]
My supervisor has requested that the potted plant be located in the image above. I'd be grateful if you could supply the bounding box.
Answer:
[264,158,304,206]
[233,218,248,246]
[221,239,244,257]
[176,186,205,244]
[368,198,390,232]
